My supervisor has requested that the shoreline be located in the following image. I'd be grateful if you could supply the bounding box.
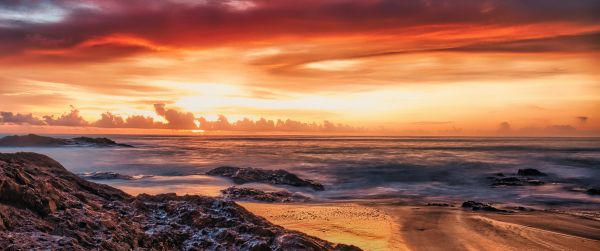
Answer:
[239,201,600,251]
[1,150,599,250]
[103,175,600,250]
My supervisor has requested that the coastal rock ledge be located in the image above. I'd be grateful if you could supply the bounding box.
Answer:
[0,152,360,250]
[207,166,325,191]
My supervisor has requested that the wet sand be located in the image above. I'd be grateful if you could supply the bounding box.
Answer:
[101,176,600,251]
[239,202,406,250]
[240,202,600,251]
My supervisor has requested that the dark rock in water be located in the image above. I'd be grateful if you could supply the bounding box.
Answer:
[0,134,133,148]
[71,137,134,147]
[79,172,135,180]
[221,187,311,203]
[461,201,510,213]
[0,152,359,250]
[587,188,600,196]
[517,168,546,176]
[0,134,68,147]
[207,166,325,191]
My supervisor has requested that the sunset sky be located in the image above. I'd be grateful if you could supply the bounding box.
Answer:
[0,0,599,135]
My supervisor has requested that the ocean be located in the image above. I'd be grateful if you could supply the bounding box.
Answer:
[2,135,599,209]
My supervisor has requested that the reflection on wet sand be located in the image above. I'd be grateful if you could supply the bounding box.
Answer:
[240,202,405,251]
[241,202,600,251]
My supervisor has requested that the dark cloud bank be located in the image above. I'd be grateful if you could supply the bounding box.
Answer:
[0,104,364,133]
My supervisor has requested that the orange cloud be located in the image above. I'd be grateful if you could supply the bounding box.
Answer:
[1,1,599,136]
[1,105,364,133]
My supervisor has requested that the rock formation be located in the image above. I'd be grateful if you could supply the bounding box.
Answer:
[0,134,133,147]
[207,166,324,191]
[0,152,359,250]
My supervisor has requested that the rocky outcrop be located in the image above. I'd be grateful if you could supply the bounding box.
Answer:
[0,134,133,147]
[0,152,360,250]
[0,134,68,147]
[207,166,325,191]
[461,201,510,213]
[221,187,311,203]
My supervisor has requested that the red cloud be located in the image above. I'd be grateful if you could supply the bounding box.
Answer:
[1,0,599,62]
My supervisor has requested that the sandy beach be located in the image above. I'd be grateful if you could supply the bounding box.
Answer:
[101,168,600,251]
[241,202,600,251]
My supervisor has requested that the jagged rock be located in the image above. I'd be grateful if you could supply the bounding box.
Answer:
[461,201,510,213]
[517,168,546,176]
[79,172,135,180]
[221,187,311,203]
[207,166,325,191]
[0,134,133,147]
[0,152,360,250]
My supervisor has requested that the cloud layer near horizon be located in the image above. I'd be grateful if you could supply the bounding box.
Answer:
[0,105,364,133]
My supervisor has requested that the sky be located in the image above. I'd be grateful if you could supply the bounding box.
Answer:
[0,0,599,135]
